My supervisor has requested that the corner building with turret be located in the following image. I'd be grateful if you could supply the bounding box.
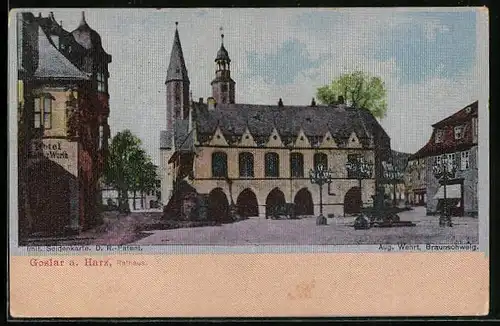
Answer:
[160,24,391,221]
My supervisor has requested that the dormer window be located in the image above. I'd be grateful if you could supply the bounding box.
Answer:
[435,129,444,143]
[96,72,106,92]
[454,125,464,140]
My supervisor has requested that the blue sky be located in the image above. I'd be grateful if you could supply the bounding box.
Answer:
[19,8,485,165]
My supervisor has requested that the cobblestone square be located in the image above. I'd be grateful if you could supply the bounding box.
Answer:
[132,207,478,246]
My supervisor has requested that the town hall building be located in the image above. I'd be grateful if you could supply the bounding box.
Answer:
[159,24,391,221]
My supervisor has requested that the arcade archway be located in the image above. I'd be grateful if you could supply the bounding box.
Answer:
[207,188,230,222]
[236,188,259,217]
[265,188,286,218]
[344,187,362,215]
[294,188,314,216]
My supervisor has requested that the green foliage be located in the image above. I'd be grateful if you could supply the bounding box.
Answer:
[316,71,388,119]
[104,130,159,213]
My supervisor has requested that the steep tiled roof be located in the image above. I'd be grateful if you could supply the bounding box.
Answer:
[33,25,90,80]
[160,120,194,150]
[193,103,389,148]
[165,27,189,84]
[432,100,478,127]
[409,101,478,160]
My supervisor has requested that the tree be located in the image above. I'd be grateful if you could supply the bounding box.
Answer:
[316,71,388,119]
[104,130,158,213]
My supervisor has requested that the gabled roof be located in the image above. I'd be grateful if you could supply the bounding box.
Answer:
[165,27,189,84]
[432,100,478,128]
[33,25,90,80]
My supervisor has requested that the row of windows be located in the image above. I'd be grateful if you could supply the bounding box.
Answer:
[435,124,468,143]
[211,152,342,178]
[434,151,471,171]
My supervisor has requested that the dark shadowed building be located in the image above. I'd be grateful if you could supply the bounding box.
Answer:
[17,11,112,239]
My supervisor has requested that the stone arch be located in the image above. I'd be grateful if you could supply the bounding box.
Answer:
[207,187,230,222]
[236,188,259,217]
[294,188,314,216]
[344,186,362,215]
[265,187,287,218]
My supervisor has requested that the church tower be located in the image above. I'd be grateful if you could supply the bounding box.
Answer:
[211,32,235,104]
[160,22,190,209]
[165,22,190,139]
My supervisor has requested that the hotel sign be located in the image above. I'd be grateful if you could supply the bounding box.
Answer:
[29,139,78,176]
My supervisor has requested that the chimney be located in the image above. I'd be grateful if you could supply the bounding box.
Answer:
[311,97,316,107]
[207,97,216,111]
[278,98,283,107]
[199,97,203,104]
[337,95,345,105]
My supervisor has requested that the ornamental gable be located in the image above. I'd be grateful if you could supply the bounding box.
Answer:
[347,131,362,148]
[266,127,284,147]
[239,127,257,147]
[319,131,337,148]
[208,127,229,146]
[294,128,311,148]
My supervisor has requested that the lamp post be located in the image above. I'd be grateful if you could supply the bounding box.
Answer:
[432,156,457,227]
[346,157,374,193]
[309,164,334,224]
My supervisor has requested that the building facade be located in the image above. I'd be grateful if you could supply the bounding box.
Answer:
[382,150,411,207]
[410,101,478,217]
[17,12,112,238]
[159,26,391,221]
[405,157,427,206]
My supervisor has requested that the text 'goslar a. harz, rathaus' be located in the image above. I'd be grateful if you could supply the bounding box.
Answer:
[17,11,111,240]
[159,23,392,222]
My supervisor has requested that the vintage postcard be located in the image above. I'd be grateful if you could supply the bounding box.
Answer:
[9,7,489,318]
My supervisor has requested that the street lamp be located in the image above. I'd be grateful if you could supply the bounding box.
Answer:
[309,164,334,224]
[346,158,374,190]
[432,156,457,227]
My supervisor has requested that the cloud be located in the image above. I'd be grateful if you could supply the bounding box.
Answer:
[32,8,481,164]
[246,39,325,85]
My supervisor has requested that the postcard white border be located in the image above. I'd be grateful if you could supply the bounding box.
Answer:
[8,7,490,256]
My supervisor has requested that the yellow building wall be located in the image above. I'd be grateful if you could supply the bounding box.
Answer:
[191,145,376,217]
[37,86,74,138]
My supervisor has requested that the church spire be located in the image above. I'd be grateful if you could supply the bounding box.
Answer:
[165,22,190,84]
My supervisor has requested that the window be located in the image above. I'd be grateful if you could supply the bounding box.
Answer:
[265,152,279,177]
[290,153,304,178]
[313,153,328,170]
[435,155,442,166]
[239,152,254,178]
[98,125,104,149]
[34,96,52,129]
[461,151,470,170]
[447,153,456,171]
[96,72,106,92]
[211,152,228,178]
[435,129,444,143]
[454,125,464,140]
